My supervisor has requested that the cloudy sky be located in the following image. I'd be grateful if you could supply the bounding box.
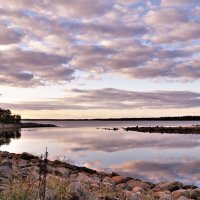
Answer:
[0,0,200,118]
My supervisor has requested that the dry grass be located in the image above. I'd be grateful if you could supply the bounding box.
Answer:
[0,175,130,200]
[0,177,37,200]
[46,176,74,200]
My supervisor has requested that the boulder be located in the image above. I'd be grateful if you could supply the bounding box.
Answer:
[116,182,132,191]
[17,160,28,168]
[132,186,145,194]
[102,176,115,187]
[128,193,142,200]
[76,172,91,183]
[154,182,183,192]
[28,166,40,181]
[1,159,12,168]
[172,189,190,199]
[154,191,171,199]
[70,180,98,200]
[176,197,188,200]
[70,173,78,180]
[111,175,131,185]
[160,194,173,200]
[90,174,101,186]
[46,165,53,173]
[183,185,198,189]
[21,152,37,160]
[189,189,200,199]
[54,167,70,178]
[0,165,13,178]
[127,180,151,191]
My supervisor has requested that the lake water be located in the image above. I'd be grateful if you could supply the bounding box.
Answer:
[1,120,200,186]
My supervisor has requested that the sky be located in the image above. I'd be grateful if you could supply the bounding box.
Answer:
[0,0,200,119]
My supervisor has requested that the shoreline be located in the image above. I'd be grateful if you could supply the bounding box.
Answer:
[0,122,58,131]
[0,151,199,199]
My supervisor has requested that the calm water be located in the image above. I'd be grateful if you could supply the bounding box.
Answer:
[1,120,200,186]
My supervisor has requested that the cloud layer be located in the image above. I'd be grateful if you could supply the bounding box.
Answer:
[0,0,200,86]
[1,88,200,111]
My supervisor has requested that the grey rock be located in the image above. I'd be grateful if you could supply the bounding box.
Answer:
[1,159,12,168]
[17,160,28,168]
[54,167,70,178]
[21,152,36,160]
[160,194,173,200]
[132,186,145,193]
[0,165,13,178]
[176,196,188,200]
[127,180,151,190]
[154,191,171,199]
[128,193,142,200]
[102,176,115,187]
[116,182,132,191]
[76,172,91,183]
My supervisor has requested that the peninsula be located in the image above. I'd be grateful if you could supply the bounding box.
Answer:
[0,108,57,131]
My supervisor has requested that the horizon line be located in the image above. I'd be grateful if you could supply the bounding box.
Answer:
[22,116,200,121]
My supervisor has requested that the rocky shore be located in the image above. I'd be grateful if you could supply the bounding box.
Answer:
[102,126,200,134]
[0,151,199,199]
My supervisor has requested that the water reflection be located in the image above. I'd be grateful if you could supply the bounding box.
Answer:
[0,129,21,146]
[61,131,200,152]
[84,157,200,186]
[109,158,200,186]
[1,120,200,186]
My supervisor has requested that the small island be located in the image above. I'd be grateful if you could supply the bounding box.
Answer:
[101,125,200,134]
[123,126,200,134]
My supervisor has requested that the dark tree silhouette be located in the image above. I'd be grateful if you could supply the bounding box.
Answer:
[0,108,21,123]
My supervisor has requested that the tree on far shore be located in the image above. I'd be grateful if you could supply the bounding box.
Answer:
[0,108,21,124]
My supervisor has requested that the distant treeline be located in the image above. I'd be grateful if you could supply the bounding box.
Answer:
[0,108,21,124]
[23,116,200,121]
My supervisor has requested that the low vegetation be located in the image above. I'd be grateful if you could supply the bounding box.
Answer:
[0,177,37,200]
[0,176,128,200]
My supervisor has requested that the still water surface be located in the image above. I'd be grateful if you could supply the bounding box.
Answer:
[1,120,200,186]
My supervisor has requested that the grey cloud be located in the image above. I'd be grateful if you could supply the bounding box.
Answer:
[0,24,22,45]
[1,88,200,110]
[11,72,34,81]
[161,0,198,7]
[117,0,140,4]
[71,42,193,78]
[0,0,115,19]
[150,22,200,44]
[0,48,74,86]
[50,0,115,18]
[66,88,200,109]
